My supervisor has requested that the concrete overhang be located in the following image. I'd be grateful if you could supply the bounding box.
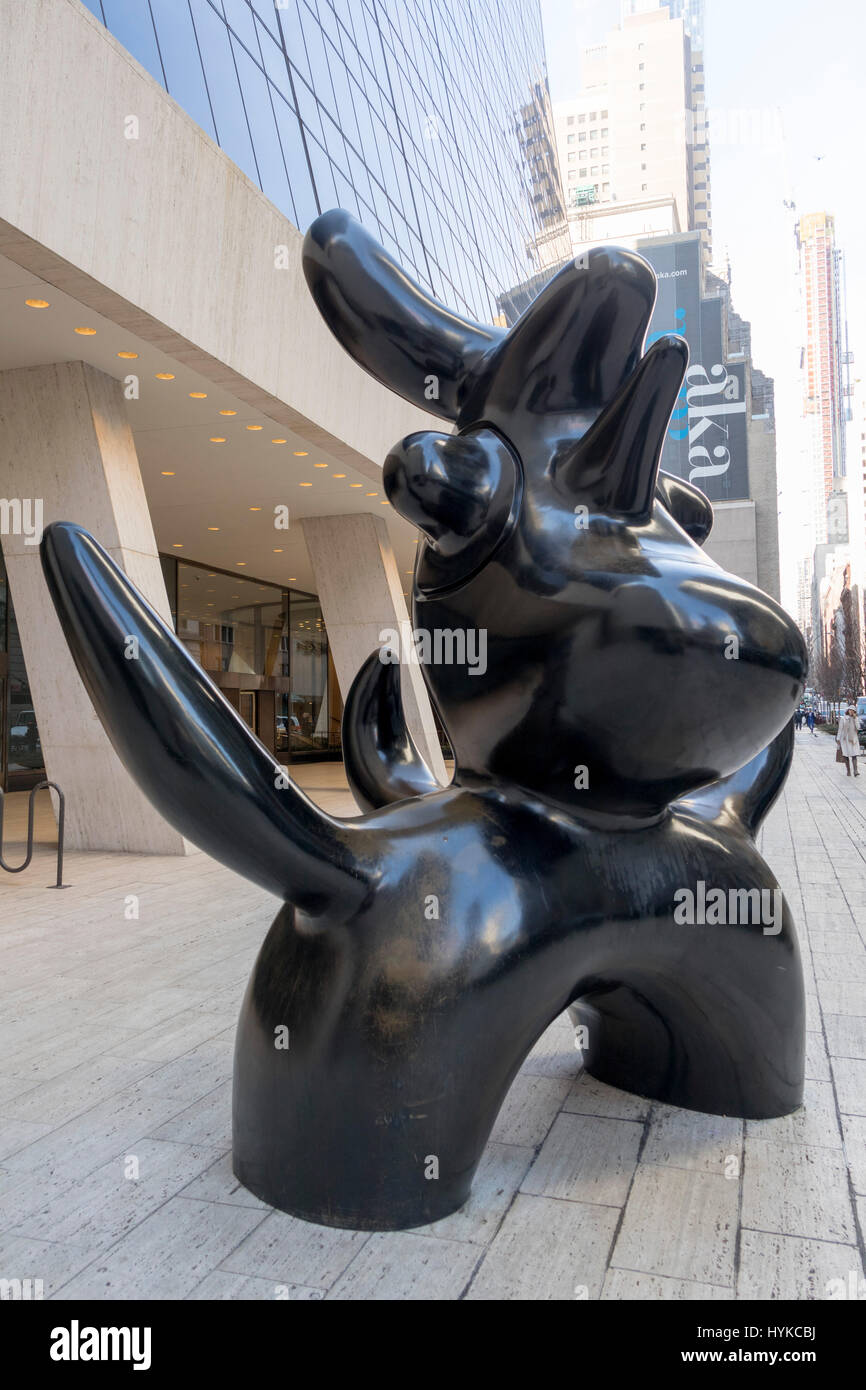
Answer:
[0,0,443,593]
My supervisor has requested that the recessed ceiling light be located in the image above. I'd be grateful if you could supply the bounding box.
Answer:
[405,570,413,574]
[207,527,219,531]
[314,463,328,468]
[172,543,183,547]
[366,491,378,496]
[349,483,362,488]
[293,451,308,456]
[333,473,347,478]
[288,577,297,582]
[219,409,237,416]
[209,437,226,443]
[273,548,283,553]
[207,603,214,607]
[190,391,208,399]
[74,326,97,336]
[236,561,247,566]
[272,438,287,444]
[25,298,50,308]
[156,372,175,380]
[413,538,419,543]
[249,506,262,511]
[246,424,263,431]
[117,350,138,359]
[299,482,312,487]
[161,471,175,476]
[380,500,389,505]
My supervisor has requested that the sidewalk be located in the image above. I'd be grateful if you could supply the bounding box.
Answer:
[0,736,864,1300]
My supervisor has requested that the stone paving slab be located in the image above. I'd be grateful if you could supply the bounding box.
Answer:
[1,736,865,1300]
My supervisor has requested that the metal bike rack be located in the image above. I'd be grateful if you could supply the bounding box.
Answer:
[0,781,68,888]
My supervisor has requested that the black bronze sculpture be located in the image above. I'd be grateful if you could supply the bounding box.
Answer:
[40,210,807,1231]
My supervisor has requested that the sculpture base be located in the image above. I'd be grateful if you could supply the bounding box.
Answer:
[231,1157,472,1232]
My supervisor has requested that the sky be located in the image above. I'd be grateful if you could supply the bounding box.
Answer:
[539,0,866,612]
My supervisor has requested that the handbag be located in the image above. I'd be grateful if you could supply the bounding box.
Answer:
[836,746,846,763]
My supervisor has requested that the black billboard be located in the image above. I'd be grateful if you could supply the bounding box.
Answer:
[638,233,750,502]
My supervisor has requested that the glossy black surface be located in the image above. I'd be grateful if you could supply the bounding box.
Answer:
[41,210,807,1231]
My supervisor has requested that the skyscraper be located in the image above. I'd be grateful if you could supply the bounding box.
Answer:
[797,212,850,545]
[78,0,557,322]
[623,0,705,52]
[554,4,711,264]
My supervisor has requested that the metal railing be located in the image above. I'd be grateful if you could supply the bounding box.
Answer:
[0,781,67,888]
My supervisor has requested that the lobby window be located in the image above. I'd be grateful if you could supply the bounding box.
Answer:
[0,551,45,791]
[567,134,575,144]
[578,114,586,123]
[567,115,574,125]
[165,556,345,762]
[579,167,587,177]
[284,592,340,757]
[590,129,598,139]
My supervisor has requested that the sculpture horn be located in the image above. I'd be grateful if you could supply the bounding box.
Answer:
[40,523,374,915]
[303,209,501,422]
[553,335,689,520]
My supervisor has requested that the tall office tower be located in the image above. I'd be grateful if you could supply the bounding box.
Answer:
[555,5,710,261]
[796,556,814,648]
[623,0,705,52]
[797,212,851,547]
[79,0,555,323]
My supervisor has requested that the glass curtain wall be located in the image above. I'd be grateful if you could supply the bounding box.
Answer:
[79,0,562,323]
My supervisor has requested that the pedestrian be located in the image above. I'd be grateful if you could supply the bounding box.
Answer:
[807,708,816,736]
[836,705,860,777]
[795,708,803,731]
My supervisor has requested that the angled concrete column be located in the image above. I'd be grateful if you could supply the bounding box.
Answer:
[0,361,187,853]
[301,513,447,784]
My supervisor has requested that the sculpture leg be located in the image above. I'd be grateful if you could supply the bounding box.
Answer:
[569,913,805,1120]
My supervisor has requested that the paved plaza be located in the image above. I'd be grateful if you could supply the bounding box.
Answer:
[1,735,864,1301]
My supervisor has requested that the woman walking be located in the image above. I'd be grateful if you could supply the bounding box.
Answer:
[836,705,860,777]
